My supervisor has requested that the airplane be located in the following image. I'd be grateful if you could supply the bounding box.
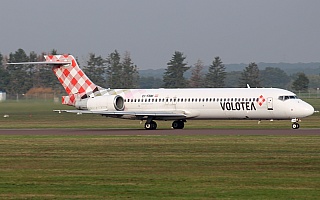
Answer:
[9,54,314,130]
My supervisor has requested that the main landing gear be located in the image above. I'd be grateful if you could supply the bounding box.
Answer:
[144,120,157,130]
[172,120,185,129]
[144,119,186,130]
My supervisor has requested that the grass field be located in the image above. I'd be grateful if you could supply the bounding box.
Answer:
[0,135,319,199]
[0,99,319,199]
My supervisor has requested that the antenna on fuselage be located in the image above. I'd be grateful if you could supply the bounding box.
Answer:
[246,84,251,88]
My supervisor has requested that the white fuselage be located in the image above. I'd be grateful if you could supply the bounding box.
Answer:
[83,88,314,121]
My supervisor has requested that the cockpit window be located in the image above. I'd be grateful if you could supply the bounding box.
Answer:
[278,95,299,101]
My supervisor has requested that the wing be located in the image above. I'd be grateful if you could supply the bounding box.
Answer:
[54,110,187,120]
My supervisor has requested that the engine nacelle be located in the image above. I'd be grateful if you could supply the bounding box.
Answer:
[79,95,124,111]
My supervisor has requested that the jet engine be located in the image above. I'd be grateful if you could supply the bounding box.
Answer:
[75,95,124,111]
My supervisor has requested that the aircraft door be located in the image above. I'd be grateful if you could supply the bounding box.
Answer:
[164,96,176,109]
[267,97,273,110]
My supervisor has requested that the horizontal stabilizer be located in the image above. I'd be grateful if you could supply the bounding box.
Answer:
[8,61,71,65]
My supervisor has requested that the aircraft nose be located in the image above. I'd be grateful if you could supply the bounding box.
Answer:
[304,103,315,116]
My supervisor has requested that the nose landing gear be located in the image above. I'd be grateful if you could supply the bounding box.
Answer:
[291,118,300,129]
[292,122,300,129]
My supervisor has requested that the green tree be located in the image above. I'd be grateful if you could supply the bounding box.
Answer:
[139,76,163,89]
[0,52,9,91]
[121,51,139,88]
[106,50,123,88]
[292,72,309,92]
[27,51,38,88]
[204,56,226,88]
[260,67,290,88]
[50,49,58,55]
[225,71,242,88]
[189,59,204,88]
[308,74,320,89]
[163,51,190,88]
[6,49,33,95]
[83,53,107,87]
[239,62,261,88]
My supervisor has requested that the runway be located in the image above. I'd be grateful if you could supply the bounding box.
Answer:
[0,128,319,135]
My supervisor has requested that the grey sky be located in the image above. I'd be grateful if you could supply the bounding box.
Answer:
[1,0,320,69]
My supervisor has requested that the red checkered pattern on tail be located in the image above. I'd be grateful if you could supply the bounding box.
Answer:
[46,55,97,95]
[62,94,78,106]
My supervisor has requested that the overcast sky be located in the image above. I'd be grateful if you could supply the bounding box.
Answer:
[1,0,320,69]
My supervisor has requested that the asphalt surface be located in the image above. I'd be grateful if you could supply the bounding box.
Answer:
[0,128,319,135]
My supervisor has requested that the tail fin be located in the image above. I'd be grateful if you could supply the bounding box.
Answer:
[46,55,102,106]
[46,55,97,95]
[8,54,100,106]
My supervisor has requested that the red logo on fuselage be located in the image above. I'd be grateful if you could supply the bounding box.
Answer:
[258,95,265,106]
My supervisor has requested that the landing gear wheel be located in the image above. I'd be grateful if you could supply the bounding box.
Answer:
[172,120,185,129]
[145,120,157,130]
[292,123,300,129]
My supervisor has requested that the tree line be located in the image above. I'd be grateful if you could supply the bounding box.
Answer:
[0,49,314,97]
[163,51,310,92]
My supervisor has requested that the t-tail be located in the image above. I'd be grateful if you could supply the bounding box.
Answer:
[9,54,103,106]
[45,55,102,106]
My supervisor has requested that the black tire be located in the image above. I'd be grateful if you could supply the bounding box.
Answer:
[292,123,300,129]
[172,120,184,129]
[145,120,157,130]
